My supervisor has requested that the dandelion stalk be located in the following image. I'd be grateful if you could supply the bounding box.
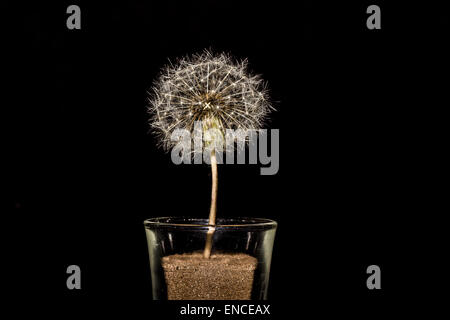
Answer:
[203,149,218,258]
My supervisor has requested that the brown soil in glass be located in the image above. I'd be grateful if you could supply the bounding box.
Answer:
[161,252,257,300]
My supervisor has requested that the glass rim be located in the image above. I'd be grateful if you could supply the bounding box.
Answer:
[143,217,277,229]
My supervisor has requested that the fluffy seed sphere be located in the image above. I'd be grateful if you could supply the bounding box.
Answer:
[148,51,272,152]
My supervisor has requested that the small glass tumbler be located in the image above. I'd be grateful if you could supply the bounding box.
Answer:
[144,217,277,300]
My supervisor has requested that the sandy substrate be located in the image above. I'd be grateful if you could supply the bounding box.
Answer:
[161,252,257,300]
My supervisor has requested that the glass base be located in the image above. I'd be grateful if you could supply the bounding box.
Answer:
[144,217,277,300]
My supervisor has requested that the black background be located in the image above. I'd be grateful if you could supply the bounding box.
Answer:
[5,0,448,318]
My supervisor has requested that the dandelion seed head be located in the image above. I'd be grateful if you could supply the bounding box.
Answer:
[148,50,272,152]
